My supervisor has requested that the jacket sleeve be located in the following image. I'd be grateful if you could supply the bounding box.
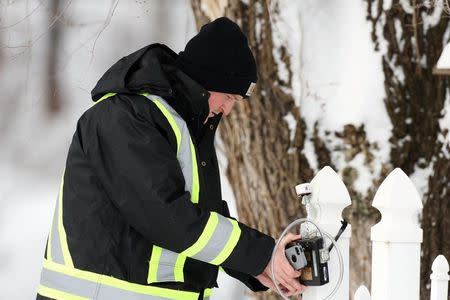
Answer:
[87,97,275,277]
[219,200,269,292]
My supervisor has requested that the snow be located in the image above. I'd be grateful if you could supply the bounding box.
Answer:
[395,19,405,53]
[440,92,450,138]
[346,152,377,194]
[271,0,302,104]
[0,163,57,299]
[422,1,444,30]
[270,9,291,86]
[399,0,415,14]
[283,112,297,142]
[383,0,393,10]
[443,22,450,46]
[438,89,450,156]
[409,163,434,199]
[436,42,450,69]
[292,0,391,192]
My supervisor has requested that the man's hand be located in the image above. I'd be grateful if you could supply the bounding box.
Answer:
[255,233,307,297]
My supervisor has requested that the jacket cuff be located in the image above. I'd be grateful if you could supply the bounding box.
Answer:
[222,267,269,292]
[222,222,275,276]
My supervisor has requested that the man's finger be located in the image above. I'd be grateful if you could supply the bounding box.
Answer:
[275,271,297,293]
[277,251,302,278]
[285,283,306,297]
[280,270,303,290]
[280,233,301,246]
[279,270,303,291]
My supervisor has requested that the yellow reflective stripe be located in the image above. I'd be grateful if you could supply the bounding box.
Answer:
[58,171,74,267]
[147,246,162,283]
[204,288,212,297]
[219,266,225,272]
[38,284,88,300]
[47,227,53,262]
[95,92,117,105]
[210,220,241,265]
[173,255,186,282]
[42,259,200,300]
[190,138,200,204]
[180,213,219,257]
[152,99,181,155]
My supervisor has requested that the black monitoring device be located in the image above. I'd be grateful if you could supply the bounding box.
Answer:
[284,220,348,286]
[285,237,330,286]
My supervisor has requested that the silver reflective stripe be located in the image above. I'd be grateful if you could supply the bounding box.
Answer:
[39,262,199,300]
[177,125,193,194]
[145,94,197,283]
[191,214,234,262]
[49,195,64,264]
[156,248,179,282]
[40,267,97,298]
[145,95,194,196]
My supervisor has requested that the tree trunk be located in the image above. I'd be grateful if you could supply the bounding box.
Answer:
[189,1,382,299]
[46,0,62,114]
[190,1,314,299]
[365,1,450,299]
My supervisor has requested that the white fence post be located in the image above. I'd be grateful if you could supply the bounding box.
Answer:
[430,255,449,300]
[370,168,423,300]
[354,285,371,300]
[300,166,351,300]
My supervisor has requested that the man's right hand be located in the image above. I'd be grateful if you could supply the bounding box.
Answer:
[255,233,306,297]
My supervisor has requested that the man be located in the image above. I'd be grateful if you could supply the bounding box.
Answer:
[37,17,305,299]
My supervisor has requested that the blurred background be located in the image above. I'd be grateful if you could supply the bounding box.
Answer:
[1,0,449,299]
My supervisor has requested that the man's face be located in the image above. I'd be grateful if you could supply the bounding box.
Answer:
[204,91,243,123]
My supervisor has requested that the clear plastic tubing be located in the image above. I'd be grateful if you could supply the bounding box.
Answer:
[270,218,344,300]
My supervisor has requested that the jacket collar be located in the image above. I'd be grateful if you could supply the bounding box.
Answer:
[91,43,213,134]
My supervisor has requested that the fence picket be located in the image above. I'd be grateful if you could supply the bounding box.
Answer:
[354,285,371,300]
[370,168,423,300]
[430,255,449,300]
[299,166,351,300]
[296,167,446,300]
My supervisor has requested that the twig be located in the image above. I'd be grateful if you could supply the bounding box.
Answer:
[0,1,42,30]
[88,0,120,66]
[1,0,72,56]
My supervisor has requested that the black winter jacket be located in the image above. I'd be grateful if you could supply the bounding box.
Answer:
[37,44,274,299]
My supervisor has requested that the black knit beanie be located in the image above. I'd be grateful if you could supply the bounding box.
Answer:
[175,17,257,98]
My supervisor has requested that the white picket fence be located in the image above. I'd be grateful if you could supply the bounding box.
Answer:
[299,166,449,300]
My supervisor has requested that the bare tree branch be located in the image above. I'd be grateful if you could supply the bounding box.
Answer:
[88,0,120,66]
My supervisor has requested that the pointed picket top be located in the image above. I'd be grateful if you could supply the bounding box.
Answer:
[371,168,423,242]
[372,168,422,210]
[354,285,371,300]
[307,166,351,223]
[431,255,450,281]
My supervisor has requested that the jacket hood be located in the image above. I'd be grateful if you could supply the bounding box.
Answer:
[91,43,211,127]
